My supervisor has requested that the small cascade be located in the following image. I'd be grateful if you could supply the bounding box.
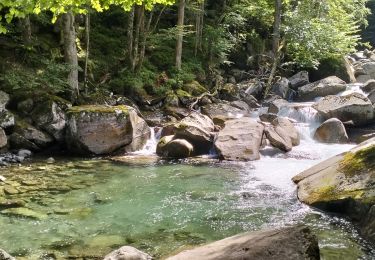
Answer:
[132,127,160,155]
[340,83,366,97]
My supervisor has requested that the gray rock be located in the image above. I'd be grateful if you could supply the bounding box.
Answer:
[368,90,375,104]
[214,118,264,161]
[0,128,7,149]
[268,99,289,114]
[0,110,15,129]
[361,79,375,93]
[13,120,54,148]
[288,71,310,90]
[230,100,251,113]
[298,76,346,101]
[8,133,40,151]
[362,62,375,78]
[0,249,15,260]
[314,118,348,143]
[66,105,150,155]
[201,103,246,121]
[18,149,32,158]
[158,138,194,159]
[31,97,71,141]
[0,91,9,111]
[312,93,374,126]
[174,112,214,154]
[265,126,292,152]
[156,135,174,156]
[166,225,319,260]
[259,113,278,123]
[271,77,292,99]
[104,246,152,260]
[357,74,372,83]
[273,117,300,146]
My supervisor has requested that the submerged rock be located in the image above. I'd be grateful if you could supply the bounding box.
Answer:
[214,117,264,161]
[166,225,319,260]
[313,93,374,126]
[1,207,48,220]
[293,138,375,243]
[104,246,152,260]
[298,76,346,101]
[314,118,349,143]
[65,105,150,155]
[0,249,15,260]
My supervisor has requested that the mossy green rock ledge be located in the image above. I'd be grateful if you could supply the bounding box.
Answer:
[293,138,375,243]
[65,105,150,155]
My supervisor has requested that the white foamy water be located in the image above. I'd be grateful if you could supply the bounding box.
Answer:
[131,127,160,155]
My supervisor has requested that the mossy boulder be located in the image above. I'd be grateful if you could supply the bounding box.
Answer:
[293,138,375,243]
[182,81,207,96]
[176,89,194,106]
[66,105,150,155]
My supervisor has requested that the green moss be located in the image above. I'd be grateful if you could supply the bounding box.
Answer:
[339,145,375,176]
[67,105,130,115]
[176,89,192,98]
[182,81,207,96]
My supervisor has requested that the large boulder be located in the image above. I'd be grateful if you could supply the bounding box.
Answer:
[0,91,9,111]
[0,128,7,149]
[65,105,151,155]
[166,225,320,260]
[8,133,40,151]
[292,138,375,243]
[13,119,54,149]
[288,71,310,90]
[297,76,346,101]
[271,77,293,100]
[157,138,194,159]
[104,246,152,260]
[265,126,292,152]
[273,117,300,146]
[362,62,375,78]
[268,99,289,114]
[313,118,349,143]
[174,112,214,154]
[368,90,375,104]
[214,118,264,161]
[31,96,71,141]
[201,103,246,122]
[312,93,374,126]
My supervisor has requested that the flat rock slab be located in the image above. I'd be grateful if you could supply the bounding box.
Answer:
[166,225,320,260]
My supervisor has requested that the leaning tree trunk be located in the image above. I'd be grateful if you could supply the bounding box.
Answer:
[175,0,185,70]
[265,0,282,97]
[62,11,79,102]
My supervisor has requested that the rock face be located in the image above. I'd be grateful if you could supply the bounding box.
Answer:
[297,76,346,101]
[0,249,15,260]
[265,117,300,152]
[214,118,264,161]
[66,105,151,155]
[314,118,349,143]
[103,246,152,260]
[174,112,214,154]
[361,80,375,93]
[293,138,375,243]
[166,225,320,260]
[289,71,309,90]
[313,93,374,126]
[31,97,71,141]
[0,128,7,149]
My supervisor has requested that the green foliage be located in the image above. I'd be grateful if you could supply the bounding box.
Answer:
[0,59,71,95]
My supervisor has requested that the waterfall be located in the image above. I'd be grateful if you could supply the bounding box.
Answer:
[132,127,160,155]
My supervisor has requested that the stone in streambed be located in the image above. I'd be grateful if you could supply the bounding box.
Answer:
[314,118,349,143]
[166,225,319,260]
[1,207,48,220]
[104,246,152,260]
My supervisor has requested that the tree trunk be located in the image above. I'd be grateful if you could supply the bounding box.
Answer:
[131,5,144,71]
[138,10,153,71]
[62,11,79,102]
[84,12,90,94]
[127,7,135,68]
[22,15,32,45]
[175,0,185,70]
[265,0,282,97]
